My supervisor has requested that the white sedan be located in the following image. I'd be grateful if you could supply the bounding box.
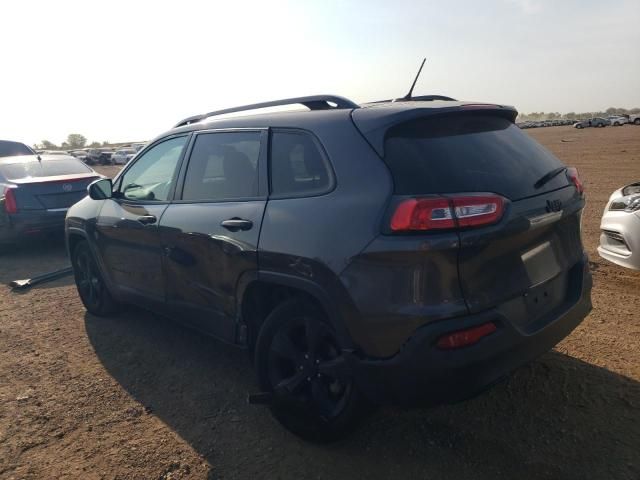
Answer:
[607,116,628,126]
[598,181,640,270]
[111,148,137,165]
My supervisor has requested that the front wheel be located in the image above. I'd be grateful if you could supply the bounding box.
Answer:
[254,299,368,442]
[72,241,120,316]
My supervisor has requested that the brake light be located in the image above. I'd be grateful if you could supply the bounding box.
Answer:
[390,194,505,232]
[566,167,583,195]
[3,188,17,214]
[436,322,497,350]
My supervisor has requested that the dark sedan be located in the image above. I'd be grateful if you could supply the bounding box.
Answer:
[1,140,101,244]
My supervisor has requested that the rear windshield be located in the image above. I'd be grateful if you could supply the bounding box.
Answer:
[0,141,33,158]
[384,114,567,200]
[0,158,91,180]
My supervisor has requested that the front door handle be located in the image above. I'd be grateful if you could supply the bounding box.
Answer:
[220,218,253,231]
[137,214,157,225]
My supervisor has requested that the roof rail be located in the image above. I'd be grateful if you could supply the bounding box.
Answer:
[174,95,360,128]
[364,95,457,105]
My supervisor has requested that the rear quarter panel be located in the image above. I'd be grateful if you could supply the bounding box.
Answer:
[258,113,393,348]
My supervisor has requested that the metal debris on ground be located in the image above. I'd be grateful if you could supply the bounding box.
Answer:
[8,266,73,290]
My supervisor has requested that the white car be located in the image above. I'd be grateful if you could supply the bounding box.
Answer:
[629,114,640,125]
[598,181,640,270]
[607,116,627,126]
[111,148,137,165]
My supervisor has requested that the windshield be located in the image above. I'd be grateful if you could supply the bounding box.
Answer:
[0,140,34,158]
[0,158,92,180]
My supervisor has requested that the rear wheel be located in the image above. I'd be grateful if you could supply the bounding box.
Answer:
[72,241,120,316]
[635,118,640,125]
[254,299,367,442]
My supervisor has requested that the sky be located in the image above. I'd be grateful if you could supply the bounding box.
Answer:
[1,0,639,146]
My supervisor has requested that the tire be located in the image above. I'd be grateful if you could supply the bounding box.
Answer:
[71,240,120,316]
[576,124,583,129]
[635,119,640,125]
[254,299,368,442]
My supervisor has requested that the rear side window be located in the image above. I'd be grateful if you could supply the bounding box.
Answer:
[270,131,332,197]
[182,132,261,201]
[384,114,567,200]
[0,158,91,180]
[0,141,33,158]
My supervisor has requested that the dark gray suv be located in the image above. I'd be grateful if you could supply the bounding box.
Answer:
[66,95,592,441]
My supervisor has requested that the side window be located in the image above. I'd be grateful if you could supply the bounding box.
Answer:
[119,136,187,201]
[270,131,332,197]
[182,132,261,201]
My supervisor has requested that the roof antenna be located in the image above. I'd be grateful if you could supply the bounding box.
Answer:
[397,57,426,102]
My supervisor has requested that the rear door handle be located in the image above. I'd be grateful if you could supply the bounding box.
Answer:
[220,218,253,231]
[137,214,157,225]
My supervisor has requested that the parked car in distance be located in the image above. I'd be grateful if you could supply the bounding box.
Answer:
[1,144,100,245]
[66,94,592,442]
[86,148,114,165]
[592,117,610,127]
[111,148,137,165]
[98,149,114,165]
[131,142,147,152]
[85,149,102,165]
[598,181,640,270]
[574,117,609,129]
[629,114,640,125]
[607,115,627,126]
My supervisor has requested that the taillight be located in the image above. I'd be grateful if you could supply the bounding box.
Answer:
[3,188,17,214]
[566,167,583,195]
[390,198,455,231]
[436,322,497,350]
[390,194,505,232]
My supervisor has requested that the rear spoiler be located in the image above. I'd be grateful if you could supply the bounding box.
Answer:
[351,103,518,157]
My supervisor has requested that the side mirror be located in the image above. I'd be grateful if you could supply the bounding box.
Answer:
[88,178,113,200]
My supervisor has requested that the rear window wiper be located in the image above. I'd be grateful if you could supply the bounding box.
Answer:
[534,166,566,189]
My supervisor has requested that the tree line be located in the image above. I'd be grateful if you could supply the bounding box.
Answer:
[33,134,111,151]
[518,107,640,122]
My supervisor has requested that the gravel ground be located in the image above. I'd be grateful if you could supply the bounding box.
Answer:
[0,126,639,479]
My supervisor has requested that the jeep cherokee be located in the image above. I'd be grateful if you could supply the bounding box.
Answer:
[66,94,592,441]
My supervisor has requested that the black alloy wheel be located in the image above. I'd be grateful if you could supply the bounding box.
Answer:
[72,241,120,316]
[255,299,367,442]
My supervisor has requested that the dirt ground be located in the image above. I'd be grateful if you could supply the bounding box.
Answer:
[1,126,639,480]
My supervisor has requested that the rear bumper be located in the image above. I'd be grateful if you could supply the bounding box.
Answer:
[351,257,592,406]
[0,209,67,242]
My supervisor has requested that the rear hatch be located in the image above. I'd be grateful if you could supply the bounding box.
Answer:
[1,156,99,211]
[356,107,585,326]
